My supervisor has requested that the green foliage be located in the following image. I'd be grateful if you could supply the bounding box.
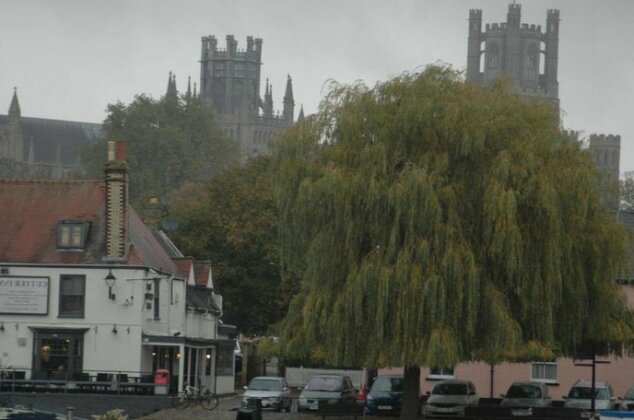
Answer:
[81,93,239,203]
[255,337,280,359]
[273,65,634,369]
[169,157,295,335]
[621,171,634,212]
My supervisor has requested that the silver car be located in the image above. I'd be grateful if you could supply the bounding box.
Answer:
[618,386,634,411]
[563,380,616,414]
[423,379,479,417]
[501,381,552,412]
[241,376,292,412]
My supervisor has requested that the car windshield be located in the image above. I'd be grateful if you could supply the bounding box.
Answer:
[507,385,541,399]
[433,383,468,395]
[248,378,281,391]
[305,377,342,391]
[371,377,403,393]
[625,388,634,400]
[569,387,609,400]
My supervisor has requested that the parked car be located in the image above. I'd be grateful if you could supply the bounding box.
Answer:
[618,386,634,411]
[422,379,479,417]
[297,374,357,412]
[365,375,404,416]
[563,380,616,413]
[241,376,292,412]
[500,381,552,409]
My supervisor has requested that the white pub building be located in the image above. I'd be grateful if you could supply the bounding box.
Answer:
[0,140,236,394]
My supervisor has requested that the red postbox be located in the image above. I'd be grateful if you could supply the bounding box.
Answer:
[154,369,170,395]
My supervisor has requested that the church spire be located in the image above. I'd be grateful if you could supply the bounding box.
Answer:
[186,76,192,101]
[297,104,305,122]
[283,74,294,123]
[264,78,273,118]
[166,71,178,100]
[9,87,21,120]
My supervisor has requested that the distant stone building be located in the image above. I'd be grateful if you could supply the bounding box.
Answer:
[467,4,560,112]
[0,89,102,179]
[466,4,620,199]
[198,35,298,160]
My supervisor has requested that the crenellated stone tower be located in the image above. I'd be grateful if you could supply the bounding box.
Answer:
[467,4,560,113]
[467,4,621,208]
[198,35,294,160]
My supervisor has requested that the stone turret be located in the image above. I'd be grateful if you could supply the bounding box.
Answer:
[283,75,294,123]
[5,88,24,162]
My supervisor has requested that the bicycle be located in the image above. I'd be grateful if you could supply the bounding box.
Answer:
[170,384,219,410]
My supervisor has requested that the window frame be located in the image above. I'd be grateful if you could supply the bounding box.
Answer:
[153,278,160,320]
[427,366,455,380]
[530,360,558,384]
[56,221,90,250]
[58,275,86,318]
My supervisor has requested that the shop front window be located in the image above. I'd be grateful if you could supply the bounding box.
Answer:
[32,329,85,379]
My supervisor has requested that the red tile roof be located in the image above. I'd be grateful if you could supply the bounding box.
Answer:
[172,257,193,280]
[0,178,178,275]
[193,261,211,287]
[0,179,105,263]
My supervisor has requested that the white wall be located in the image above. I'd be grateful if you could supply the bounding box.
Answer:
[0,265,183,376]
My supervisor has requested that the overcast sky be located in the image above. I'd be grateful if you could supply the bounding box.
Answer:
[1,0,633,173]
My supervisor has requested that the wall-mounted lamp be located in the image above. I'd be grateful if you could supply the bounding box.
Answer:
[104,269,117,300]
[0,322,4,332]
[112,324,118,334]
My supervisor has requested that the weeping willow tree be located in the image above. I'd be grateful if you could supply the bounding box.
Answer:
[272,66,634,418]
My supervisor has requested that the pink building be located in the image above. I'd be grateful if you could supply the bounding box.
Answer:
[380,284,634,401]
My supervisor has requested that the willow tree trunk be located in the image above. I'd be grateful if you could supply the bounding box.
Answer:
[401,365,421,419]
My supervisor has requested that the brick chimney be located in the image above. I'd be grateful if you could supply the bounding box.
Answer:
[105,140,128,259]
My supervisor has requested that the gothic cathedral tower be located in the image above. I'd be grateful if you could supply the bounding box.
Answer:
[466,4,620,208]
[199,35,294,160]
[466,4,560,114]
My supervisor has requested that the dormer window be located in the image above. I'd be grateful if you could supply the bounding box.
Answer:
[57,221,90,250]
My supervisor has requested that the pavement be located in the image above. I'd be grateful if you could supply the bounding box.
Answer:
[0,392,366,419]
[0,393,174,419]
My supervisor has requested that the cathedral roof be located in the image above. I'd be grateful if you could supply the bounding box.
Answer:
[0,114,102,165]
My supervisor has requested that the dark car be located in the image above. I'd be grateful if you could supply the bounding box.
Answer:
[365,375,404,416]
[501,381,552,412]
[297,374,357,412]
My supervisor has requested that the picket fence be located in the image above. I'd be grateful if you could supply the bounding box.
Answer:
[284,367,366,389]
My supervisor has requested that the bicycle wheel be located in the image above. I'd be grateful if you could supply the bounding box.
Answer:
[199,393,219,410]
[170,393,190,409]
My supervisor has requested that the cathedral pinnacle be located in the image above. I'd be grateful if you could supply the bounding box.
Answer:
[9,87,21,119]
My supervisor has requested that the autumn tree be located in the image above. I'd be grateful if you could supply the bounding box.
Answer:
[272,66,634,418]
[82,93,239,203]
[621,171,634,212]
[169,156,295,335]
